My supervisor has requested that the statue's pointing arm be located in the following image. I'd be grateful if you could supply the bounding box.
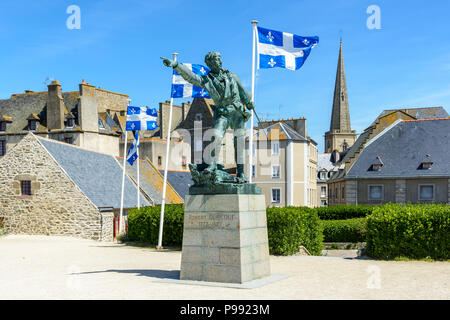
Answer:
[174,63,206,88]
[161,57,206,88]
[233,73,253,110]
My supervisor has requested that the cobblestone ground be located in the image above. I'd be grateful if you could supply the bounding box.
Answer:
[0,235,448,300]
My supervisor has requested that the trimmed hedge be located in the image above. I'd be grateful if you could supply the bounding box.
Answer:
[315,205,375,220]
[321,218,366,242]
[127,205,184,245]
[366,203,450,260]
[127,205,324,256]
[266,207,323,256]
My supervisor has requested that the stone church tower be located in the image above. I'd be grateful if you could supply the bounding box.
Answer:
[324,40,356,153]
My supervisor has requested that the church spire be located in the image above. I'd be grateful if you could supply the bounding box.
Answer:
[330,39,351,132]
[324,39,356,154]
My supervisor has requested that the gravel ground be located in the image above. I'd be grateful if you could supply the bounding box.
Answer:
[0,235,448,300]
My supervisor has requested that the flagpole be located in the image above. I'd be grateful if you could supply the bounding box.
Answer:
[157,52,178,250]
[249,20,258,183]
[119,115,129,235]
[137,131,140,209]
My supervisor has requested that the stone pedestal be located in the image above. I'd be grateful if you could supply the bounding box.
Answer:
[180,194,270,284]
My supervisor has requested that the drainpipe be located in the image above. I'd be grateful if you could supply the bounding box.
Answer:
[355,177,358,205]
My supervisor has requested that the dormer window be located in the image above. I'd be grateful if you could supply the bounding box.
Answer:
[27,114,40,131]
[28,120,37,131]
[67,118,74,128]
[419,154,433,170]
[369,156,384,171]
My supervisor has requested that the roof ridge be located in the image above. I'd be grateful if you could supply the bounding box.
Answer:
[36,135,115,157]
[403,117,450,122]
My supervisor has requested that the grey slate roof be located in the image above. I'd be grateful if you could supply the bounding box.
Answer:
[158,170,193,200]
[0,92,80,133]
[346,119,450,179]
[252,122,307,141]
[121,159,163,205]
[38,137,148,209]
[369,107,448,127]
[318,153,334,171]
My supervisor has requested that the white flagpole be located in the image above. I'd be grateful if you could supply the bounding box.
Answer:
[119,124,129,235]
[137,131,140,209]
[157,52,178,250]
[249,20,258,183]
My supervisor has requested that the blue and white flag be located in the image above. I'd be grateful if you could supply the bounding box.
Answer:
[126,106,158,131]
[171,64,211,98]
[127,131,139,166]
[257,26,319,71]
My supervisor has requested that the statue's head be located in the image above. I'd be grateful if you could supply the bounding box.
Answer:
[205,51,222,73]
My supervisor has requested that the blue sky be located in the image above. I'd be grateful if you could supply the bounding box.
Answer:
[1,0,449,152]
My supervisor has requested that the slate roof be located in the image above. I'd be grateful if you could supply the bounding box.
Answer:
[338,129,372,164]
[318,153,334,171]
[346,119,450,179]
[158,170,193,200]
[0,91,80,133]
[369,107,448,127]
[38,137,148,209]
[251,122,307,141]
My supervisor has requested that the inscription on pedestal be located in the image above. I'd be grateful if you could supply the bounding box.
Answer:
[181,194,271,284]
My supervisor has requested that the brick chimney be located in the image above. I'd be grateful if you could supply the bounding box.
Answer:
[47,80,65,130]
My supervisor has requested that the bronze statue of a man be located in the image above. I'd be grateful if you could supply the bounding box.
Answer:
[162,52,253,181]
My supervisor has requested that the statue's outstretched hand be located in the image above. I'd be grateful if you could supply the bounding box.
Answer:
[247,102,254,110]
[161,57,177,68]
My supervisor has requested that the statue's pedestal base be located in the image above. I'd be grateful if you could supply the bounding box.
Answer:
[180,194,270,284]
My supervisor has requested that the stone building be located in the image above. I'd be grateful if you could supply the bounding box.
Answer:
[246,119,318,208]
[324,40,357,154]
[0,133,150,241]
[0,80,128,157]
[316,153,334,206]
[327,117,450,205]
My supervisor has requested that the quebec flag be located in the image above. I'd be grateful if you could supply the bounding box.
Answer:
[257,26,319,71]
[171,64,211,99]
[126,106,158,131]
[127,131,139,166]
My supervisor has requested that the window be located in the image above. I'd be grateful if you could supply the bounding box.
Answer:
[158,156,162,166]
[271,142,280,156]
[64,137,73,144]
[67,118,74,128]
[335,187,338,200]
[252,142,256,156]
[271,165,281,179]
[271,188,281,204]
[252,165,256,178]
[342,186,345,200]
[182,156,187,167]
[21,181,31,196]
[321,200,327,206]
[321,186,326,197]
[28,120,37,131]
[98,119,105,130]
[0,122,6,132]
[320,172,327,180]
[195,113,202,122]
[368,185,383,200]
[419,185,434,200]
[0,140,6,156]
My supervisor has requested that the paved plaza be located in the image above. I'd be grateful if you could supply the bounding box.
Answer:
[0,235,448,300]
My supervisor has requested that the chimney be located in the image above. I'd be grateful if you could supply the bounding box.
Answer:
[294,117,307,138]
[47,80,65,130]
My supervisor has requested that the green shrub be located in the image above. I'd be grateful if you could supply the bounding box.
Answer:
[315,205,375,220]
[366,203,450,260]
[127,205,184,246]
[321,218,366,242]
[266,206,323,256]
